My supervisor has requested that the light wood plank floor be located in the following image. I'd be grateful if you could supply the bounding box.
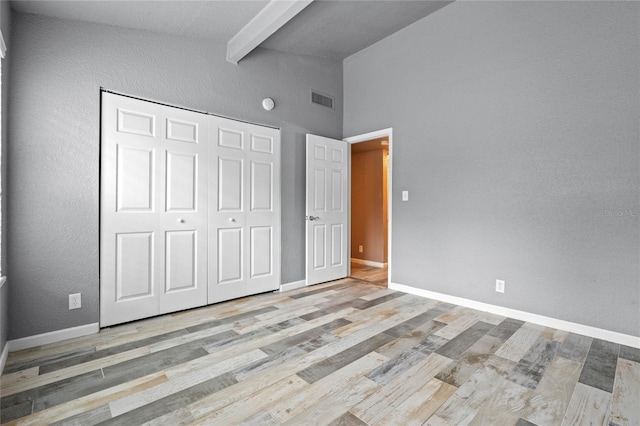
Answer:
[1,279,639,425]
[350,262,388,286]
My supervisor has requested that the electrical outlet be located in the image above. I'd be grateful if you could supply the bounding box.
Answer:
[495,280,505,293]
[69,293,81,310]
[358,245,364,253]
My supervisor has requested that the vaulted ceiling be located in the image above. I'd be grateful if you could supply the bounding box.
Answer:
[10,0,452,62]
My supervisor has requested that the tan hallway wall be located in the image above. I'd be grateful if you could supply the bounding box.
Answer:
[351,148,387,264]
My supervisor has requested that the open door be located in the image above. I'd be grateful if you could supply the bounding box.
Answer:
[306,134,349,285]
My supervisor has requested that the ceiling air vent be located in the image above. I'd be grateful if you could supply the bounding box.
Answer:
[311,90,334,110]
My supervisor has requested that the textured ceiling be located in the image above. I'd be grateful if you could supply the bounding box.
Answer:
[10,1,269,40]
[261,0,452,60]
[10,0,453,60]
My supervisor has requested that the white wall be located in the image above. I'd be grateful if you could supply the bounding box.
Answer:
[8,12,342,340]
[344,1,639,336]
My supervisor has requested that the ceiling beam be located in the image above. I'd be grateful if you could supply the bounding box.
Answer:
[227,0,313,65]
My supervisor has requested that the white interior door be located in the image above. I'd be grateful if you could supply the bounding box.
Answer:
[306,134,349,285]
[209,117,280,303]
[100,93,207,327]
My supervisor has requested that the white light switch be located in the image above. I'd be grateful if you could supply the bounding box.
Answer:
[402,191,409,201]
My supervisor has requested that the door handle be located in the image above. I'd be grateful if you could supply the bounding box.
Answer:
[307,216,320,221]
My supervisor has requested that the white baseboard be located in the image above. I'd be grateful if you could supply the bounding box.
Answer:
[8,323,100,352]
[351,258,387,268]
[279,280,307,292]
[390,282,640,349]
[0,342,8,374]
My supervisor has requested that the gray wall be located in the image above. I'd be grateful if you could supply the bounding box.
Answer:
[1,0,11,360]
[344,1,639,336]
[8,12,342,339]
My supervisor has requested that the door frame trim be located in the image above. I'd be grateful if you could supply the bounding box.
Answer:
[344,128,393,285]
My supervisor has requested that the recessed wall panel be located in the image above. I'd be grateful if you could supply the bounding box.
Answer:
[165,231,196,292]
[117,145,153,212]
[116,232,154,300]
[218,157,242,211]
[251,226,272,278]
[219,128,243,150]
[251,161,272,211]
[166,152,197,211]
[218,228,243,284]
[167,118,198,143]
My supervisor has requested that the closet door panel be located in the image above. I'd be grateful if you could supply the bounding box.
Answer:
[101,94,163,326]
[209,119,280,303]
[218,157,244,212]
[165,152,197,211]
[209,118,247,302]
[101,93,208,326]
[245,124,280,295]
[250,226,272,278]
[115,232,155,300]
[158,106,208,314]
[165,230,196,292]
[218,228,244,284]
[116,146,154,212]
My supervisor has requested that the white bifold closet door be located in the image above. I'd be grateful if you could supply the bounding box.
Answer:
[100,92,280,327]
[100,93,208,327]
[209,117,281,304]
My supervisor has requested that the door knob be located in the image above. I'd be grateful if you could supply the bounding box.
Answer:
[178,218,185,223]
[308,216,320,221]
[229,218,236,222]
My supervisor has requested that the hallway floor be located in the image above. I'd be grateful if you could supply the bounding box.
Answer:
[350,261,388,287]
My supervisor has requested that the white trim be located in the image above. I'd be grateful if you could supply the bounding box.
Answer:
[0,276,6,289]
[8,323,100,352]
[344,128,393,287]
[227,0,313,64]
[279,279,307,292]
[0,342,8,374]
[0,30,6,59]
[390,282,640,349]
[351,258,387,268]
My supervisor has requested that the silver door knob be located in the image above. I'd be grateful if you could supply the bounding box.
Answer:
[309,216,320,221]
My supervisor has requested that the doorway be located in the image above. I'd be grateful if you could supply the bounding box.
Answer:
[304,128,392,289]
[345,129,392,287]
